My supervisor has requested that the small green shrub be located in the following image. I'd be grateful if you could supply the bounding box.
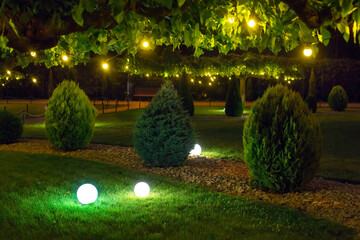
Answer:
[134,81,195,167]
[305,94,317,113]
[178,73,194,116]
[328,85,348,111]
[243,84,321,192]
[0,110,23,144]
[225,76,243,117]
[45,80,98,151]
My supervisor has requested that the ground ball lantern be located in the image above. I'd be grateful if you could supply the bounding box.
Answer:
[77,184,98,204]
[134,182,150,197]
[189,144,202,156]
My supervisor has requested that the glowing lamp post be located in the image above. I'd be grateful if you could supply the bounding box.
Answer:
[189,144,202,156]
[134,182,150,197]
[77,184,98,204]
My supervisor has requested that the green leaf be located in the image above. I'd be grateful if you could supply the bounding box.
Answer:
[278,2,289,13]
[83,0,95,13]
[155,0,173,10]
[184,29,192,47]
[72,4,84,26]
[114,11,124,24]
[178,0,185,7]
[109,0,125,15]
[8,19,20,38]
[320,26,331,46]
[352,9,360,23]
[340,0,353,17]
[343,26,350,42]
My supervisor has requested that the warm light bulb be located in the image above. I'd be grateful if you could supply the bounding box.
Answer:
[199,81,202,84]
[142,41,149,48]
[248,19,256,28]
[176,74,179,77]
[191,79,194,82]
[228,17,234,23]
[62,55,69,61]
[102,63,109,69]
[125,65,129,69]
[77,184,98,204]
[30,51,36,57]
[134,182,150,197]
[209,82,212,86]
[303,48,312,57]
[6,70,11,75]
[146,74,149,77]
[32,78,37,83]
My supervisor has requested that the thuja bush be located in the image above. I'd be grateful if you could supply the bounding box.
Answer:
[45,80,98,151]
[305,94,317,113]
[328,85,348,111]
[243,84,321,192]
[0,110,23,144]
[134,81,195,167]
[225,76,243,117]
[178,73,194,116]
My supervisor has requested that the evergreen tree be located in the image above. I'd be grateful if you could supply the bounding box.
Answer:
[178,73,194,116]
[134,81,195,167]
[225,76,243,117]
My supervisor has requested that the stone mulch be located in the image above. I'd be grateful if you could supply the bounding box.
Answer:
[1,139,359,235]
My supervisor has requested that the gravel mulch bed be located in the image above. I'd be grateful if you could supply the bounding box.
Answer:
[1,139,359,235]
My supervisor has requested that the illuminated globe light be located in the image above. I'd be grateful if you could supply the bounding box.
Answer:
[142,41,149,48]
[248,19,256,28]
[7,70,11,75]
[102,63,109,69]
[303,48,312,57]
[30,51,36,57]
[189,144,202,156]
[228,17,235,23]
[77,184,98,204]
[32,78,37,83]
[134,182,150,198]
[62,55,69,61]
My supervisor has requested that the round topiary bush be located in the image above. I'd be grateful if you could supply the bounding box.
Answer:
[225,76,243,117]
[45,80,98,151]
[305,94,317,113]
[328,85,348,111]
[134,81,195,167]
[0,110,23,144]
[243,84,321,192]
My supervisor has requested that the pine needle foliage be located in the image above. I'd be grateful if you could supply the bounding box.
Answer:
[225,76,243,117]
[45,80,98,151]
[243,84,321,192]
[134,81,195,167]
[0,110,23,144]
[178,73,194,116]
[328,85,348,112]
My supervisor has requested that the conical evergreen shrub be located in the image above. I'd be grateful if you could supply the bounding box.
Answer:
[225,76,243,117]
[45,80,98,151]
[328,85,348,111]
[134,81,195,167]
[178,73,194,116]
[0,110,23,144]
[243,84,321,192]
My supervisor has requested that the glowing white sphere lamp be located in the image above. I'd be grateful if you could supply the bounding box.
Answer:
[62,55,69,61]
[142,41,149,48]
[102,63,109,69]
[248,19,256,28]
[134,182,150,198]
[303,48,312,57]
[190,144,202,156]
[77,184,98,204]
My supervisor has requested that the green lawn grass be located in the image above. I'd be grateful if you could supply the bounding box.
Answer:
[0,151,355,240]
[22,107,360,183]
[0,103,47,116]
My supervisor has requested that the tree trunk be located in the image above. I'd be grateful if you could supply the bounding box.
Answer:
[239,76,246,105]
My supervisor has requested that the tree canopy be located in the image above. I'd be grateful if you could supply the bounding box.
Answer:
[1,0,360,70]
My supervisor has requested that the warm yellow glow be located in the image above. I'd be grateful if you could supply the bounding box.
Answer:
[303,48,312,57]
[199,81,202,84]
[288,81,291,84]
[142,41,149,48]
[228,17,235,23]
[1,83,4,86]
[276,76,279,79]
[6,70,11,75]
[191,79,194,82]
[102,63,109,69]
[209,82,212,86]
[62,55,69,61]
[176,74,179,77]
[125,65,129,69]
[32,78,37,83]
[16,77,19,80]
[30,51,36,57]
[248,19,256,28]
[146,74,149,77]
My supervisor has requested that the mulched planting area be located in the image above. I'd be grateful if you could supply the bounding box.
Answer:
[1,139,359,235]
